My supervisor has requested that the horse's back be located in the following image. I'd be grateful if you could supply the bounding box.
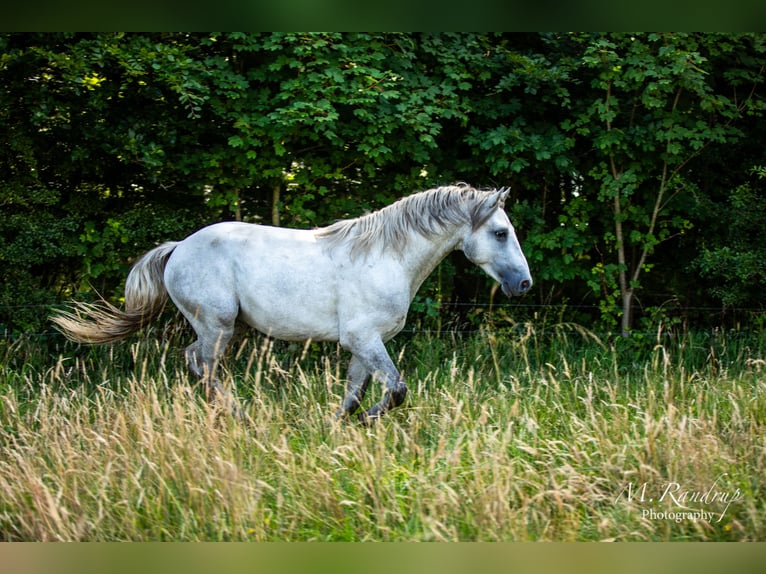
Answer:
[164,221,342,341]
[168,221,324,268]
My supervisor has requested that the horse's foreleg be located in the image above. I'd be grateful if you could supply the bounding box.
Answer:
[336,356,371,419]
[341,337,407,423]
[361,379,407,423]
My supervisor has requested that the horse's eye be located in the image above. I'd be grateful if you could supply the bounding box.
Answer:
[494,229,508,241]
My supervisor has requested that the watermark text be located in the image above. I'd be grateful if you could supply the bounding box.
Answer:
[615,473,742,523]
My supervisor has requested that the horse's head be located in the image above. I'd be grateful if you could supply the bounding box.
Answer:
[461,188,533,297]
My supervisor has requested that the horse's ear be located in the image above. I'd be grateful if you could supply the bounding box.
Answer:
[487,187,511,210]
[474,187,510,229]
[495,187,510,209]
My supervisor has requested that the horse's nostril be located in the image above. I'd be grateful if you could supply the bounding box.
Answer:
[519,279,531,292]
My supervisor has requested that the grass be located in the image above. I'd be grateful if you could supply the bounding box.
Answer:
[1,320,765,541]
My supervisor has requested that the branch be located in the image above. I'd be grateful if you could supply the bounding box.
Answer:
[631,87,682,286]
[604,79,629,297]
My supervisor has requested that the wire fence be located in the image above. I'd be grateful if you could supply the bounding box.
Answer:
[2,301,763,342]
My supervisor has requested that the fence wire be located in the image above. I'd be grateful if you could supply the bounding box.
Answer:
[2,301,763,341]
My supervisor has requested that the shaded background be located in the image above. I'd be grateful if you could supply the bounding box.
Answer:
[1,31,764,338]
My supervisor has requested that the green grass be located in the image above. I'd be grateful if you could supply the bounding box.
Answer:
[1,322,765,541]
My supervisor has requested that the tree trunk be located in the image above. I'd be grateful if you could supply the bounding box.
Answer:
[271,181,281,227]
[605,81,634,338]
[621,288,633,338]
[233,187,241,221]
[614,190,633,338]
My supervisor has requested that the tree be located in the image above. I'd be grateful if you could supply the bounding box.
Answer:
[202,32,482,227]
[0,33,211,331]
[694,165,766,309]
[2,33,765,335]
[568,33,765,335]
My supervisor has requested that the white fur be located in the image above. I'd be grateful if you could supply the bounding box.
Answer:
[53,186,535,419]
[162,185,532,420]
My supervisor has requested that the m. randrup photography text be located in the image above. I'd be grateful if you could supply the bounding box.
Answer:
[615,473,743,523]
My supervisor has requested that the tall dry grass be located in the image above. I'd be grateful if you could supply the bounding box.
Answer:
[1,324,765,540]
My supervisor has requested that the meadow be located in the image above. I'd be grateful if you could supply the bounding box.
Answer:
[1,317,765,541]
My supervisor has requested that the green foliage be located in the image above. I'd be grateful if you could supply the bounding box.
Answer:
[1,33,765,334]
[694,166,766,307]
[564,32,764,334]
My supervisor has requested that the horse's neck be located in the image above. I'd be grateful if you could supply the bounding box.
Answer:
[400,223,465,300]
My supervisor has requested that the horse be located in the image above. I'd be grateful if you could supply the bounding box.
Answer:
[51,184,533,422]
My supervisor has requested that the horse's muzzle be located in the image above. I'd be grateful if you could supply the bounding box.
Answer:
[502,276,533,297]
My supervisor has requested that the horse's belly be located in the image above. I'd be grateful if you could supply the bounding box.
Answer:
[239,309,339,341]
[236,276,340,342]
[239,303,339,341]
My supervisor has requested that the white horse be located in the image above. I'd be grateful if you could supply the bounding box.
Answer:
[52,184,532,421]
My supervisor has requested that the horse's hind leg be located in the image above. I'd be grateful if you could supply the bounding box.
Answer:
[185,338,226,401]
[184,320,243,418]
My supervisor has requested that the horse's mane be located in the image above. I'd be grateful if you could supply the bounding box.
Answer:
[316,184,499,259]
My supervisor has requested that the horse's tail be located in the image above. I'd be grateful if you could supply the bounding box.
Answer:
[51,241,179,344]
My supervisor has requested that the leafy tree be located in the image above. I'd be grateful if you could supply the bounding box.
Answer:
[202,32,486,227]
[0,33,210,331]
[694,165,766,308]
[565,32,765,335]
[2,32,765,335]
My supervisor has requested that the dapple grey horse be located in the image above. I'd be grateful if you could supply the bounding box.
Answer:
[53,184,532,422]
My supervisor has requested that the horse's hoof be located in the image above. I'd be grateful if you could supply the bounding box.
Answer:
[390,381,408,407]
[357,411,381,426]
